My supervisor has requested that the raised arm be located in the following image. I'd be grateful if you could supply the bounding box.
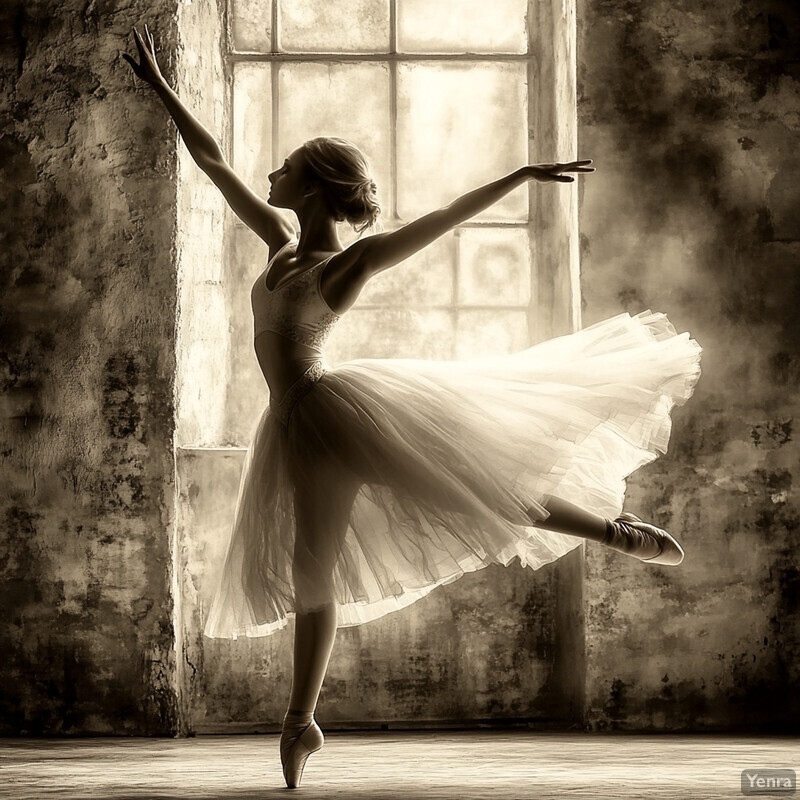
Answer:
[355,161,594,277]
[122,26,293,249]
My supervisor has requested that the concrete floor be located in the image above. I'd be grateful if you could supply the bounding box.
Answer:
[1,731,796,799]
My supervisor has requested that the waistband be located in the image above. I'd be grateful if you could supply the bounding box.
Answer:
[269,359,330,428]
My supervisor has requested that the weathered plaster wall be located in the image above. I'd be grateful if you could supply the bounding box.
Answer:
[578,0,800,730]
[174,0,230,451]
[171,0,233,732]
[0,1,181,734]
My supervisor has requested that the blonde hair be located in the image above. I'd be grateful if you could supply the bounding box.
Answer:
[302,137,381,234]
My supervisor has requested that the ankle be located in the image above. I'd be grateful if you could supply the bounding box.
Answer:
[281,708,319,758]
[283,708,314,727]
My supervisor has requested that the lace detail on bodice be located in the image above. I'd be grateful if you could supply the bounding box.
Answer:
[269,360,330,427]
[251,239,341,350]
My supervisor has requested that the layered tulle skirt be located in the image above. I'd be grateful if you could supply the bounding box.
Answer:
[204,309,702,639]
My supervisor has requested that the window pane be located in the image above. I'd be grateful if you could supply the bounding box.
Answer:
[278,0,390,52]
[397,62,528,222]
[454,310,529,359]
[458,228,530,306]
[232,0,272,52]
[278,62,392,216]
[326,309,455,361]
[233,62,273,198]
[358,232,455,306]
[398,0,527,54]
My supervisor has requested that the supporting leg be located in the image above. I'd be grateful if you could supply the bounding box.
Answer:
[280,605,337,788]
[280,451,362,787]
[287,603,338,712]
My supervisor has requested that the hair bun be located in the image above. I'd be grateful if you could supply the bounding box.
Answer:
[302,137,382,234]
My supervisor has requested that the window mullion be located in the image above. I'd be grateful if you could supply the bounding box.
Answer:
[271,0,279,168]
[389,0,398,222]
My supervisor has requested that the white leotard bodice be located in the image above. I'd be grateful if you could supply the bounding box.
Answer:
[251,238,341,410]
[251,238,340,349]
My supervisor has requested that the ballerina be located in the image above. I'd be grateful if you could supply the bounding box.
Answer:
[125,26,702,789]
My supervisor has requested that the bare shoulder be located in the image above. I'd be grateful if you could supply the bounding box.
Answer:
[327,236,373,275]
[319,237,375,315]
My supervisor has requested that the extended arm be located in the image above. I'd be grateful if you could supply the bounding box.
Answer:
[356,161,593,277]
[123,26,293,247]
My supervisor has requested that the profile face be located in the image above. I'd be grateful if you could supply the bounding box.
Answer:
[267,147,313,209]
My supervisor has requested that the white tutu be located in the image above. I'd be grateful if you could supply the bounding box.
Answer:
[204,309,702,638]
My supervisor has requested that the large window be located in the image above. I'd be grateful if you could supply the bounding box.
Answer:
[224,0,551,441]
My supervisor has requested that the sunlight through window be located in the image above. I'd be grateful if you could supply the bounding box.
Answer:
[224,0,548,444]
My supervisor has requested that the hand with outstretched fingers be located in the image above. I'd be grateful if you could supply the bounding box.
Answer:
[524,160,595,183]
[122,25,167,89]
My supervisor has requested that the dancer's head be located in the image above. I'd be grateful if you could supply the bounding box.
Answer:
[268,137,381,234]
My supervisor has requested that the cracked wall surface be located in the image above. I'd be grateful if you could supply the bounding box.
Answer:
[0,1,181,734]
[578,0,800,731]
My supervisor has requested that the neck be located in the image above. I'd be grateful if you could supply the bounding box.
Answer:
[294,204,342,257]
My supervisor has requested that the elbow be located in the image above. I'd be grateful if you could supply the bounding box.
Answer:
[197,147,226,174]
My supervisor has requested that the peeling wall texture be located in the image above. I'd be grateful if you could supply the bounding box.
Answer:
[578,0,800,730]
[0,1,182,734]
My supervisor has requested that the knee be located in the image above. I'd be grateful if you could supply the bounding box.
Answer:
[292,551,335,611]
[291,547,325,584]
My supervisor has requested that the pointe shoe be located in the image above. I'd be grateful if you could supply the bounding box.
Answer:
[280,719,324,789]
[604,511,685,566]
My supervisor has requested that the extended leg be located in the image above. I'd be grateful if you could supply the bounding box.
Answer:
[535,495,612,544]
[533,495,683,565]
